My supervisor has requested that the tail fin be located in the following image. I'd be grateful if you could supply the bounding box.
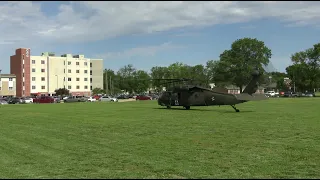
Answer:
[242,70,262,95]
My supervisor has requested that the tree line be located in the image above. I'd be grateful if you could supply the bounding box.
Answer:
[94,37,320,95]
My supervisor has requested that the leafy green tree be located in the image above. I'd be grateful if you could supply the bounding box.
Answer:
[132,70,151,93]
[214,38,272,91]
[54,88,70,96]
[92,88,105,95]
[290,43,320,91]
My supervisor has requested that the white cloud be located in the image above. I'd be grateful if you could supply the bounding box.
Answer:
[94,42,185,60]
[1,1,320,46]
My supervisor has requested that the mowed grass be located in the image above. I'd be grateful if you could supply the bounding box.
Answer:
[0,98,319,178]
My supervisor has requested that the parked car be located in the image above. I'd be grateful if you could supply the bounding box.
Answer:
[117,95,129,99]
[33,96,55,103]
[0,99,8,105]
[7,97,24,104]
[22,97,33,104]
[265,91,279,97]
[136,95,152,100]
[149,94,159,100]
[87,96,97,102]
[302,92,315,97]
[99,96,118,102]
[63,96,87,103]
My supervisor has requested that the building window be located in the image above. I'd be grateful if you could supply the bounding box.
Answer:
[32,60,35,64]
[9,78,13,81]
[41,60,45,64]
[23,82,24,86]
[64,61,65,65]
[84,62,87,66]
[76,70,79,73]
[90,86,92,90]
[23,64,24,68]
[68,86,71,89]
[23,73,24,77]
[22,55,24,60]
[90,63,92,67]
[9,87,13,90]
[41,77,45,81]
[41,86,45,89]
[41,69,45,72]
[84,78,88,81]
[76,85,80,89]
[32,77,36,81]
[32,68,36,72]
[68,69,71,73]
[68,61,71,65]
[90,70,92,75]
[63,77,65,81]
[84,85,88,89]
[90,78,92,83]
[64,69,65,73]
[76,62,79,65]
[32,86,36,89]
[84,70,88,74]
[68,78,72,81]
[76,78,80,81]
[0,87,1,90]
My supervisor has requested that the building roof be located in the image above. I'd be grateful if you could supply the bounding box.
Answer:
[0,74,16,78]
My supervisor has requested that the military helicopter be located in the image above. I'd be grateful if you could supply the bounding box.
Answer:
[155,69,268,112]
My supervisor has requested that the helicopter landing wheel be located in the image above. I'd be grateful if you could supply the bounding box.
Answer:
[184,106,190,110]
[231,105,240,112]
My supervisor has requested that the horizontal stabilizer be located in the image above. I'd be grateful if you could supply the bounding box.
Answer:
[234,93,268,101]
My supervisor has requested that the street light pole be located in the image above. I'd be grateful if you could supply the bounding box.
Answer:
[55,75,58,89]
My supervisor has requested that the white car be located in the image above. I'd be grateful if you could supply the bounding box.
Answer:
[99,96,118,102]
[0,100,8,105]
[87,96,96,102]
[23,97,33,103]
[265,91,279,97]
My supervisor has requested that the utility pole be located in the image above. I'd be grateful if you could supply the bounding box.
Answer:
[109,75,112,95]
[105,69,109,95]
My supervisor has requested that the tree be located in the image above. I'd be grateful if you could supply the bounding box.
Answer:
[55,88,69,96]
[103,69,122,95]
[132,70,151,93]
[290,43,320,91]
[117,64,136,93]
[215,38,272,92]
[150,66,168,91]
[286,63,310,92]
[92,88,105,95]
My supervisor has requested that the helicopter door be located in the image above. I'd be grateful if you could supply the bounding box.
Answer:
[178,92,189,106]
[170,93,179,106]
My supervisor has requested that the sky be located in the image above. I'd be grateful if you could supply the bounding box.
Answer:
[1,1,320,74]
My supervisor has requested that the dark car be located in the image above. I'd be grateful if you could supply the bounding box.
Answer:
[7,97,24,104]
[136,95,152,100]
[33,96,55,103]
[117,95,129,99]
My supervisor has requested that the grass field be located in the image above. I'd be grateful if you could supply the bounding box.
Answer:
[0,98,319,178]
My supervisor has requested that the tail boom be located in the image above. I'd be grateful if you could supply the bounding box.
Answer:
[234,93,268,101]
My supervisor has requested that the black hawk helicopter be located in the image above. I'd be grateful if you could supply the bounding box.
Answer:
[155,70,268,112]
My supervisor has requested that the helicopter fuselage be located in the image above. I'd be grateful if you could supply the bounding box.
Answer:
[157,89,246,108]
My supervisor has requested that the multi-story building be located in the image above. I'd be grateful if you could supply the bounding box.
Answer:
[0,74,16,97]
[10,48,103,97]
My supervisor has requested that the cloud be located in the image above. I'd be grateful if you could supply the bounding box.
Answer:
[240,25,256,29]
[1,1,320,46]
[94,42,185,60]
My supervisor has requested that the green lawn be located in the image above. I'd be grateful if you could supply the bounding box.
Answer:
[0,99,319,178]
